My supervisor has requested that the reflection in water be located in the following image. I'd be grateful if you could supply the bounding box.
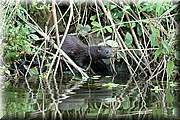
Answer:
[0,76,5,119]
[1,75,178,120]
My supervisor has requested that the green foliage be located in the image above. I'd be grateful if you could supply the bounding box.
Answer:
[125,32,133,48]
[154,39,173,61]
[165,88,174,107]
[105,40,119,47]
[4,4,35,63]
[90,15,112,37]
[76,24,91,36]
[136,24,143,37]
[151,86,163,93]
[4,23,33,62]
[136,2,172,17]
[152,108,163,119]
[166,60,175,79]
[104,1,124,23]
[149,26,160,47]
[122,96,130,110]
[29,0,51,14]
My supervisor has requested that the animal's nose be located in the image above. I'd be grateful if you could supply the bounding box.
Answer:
[106,49,113,56]
[106,50,110,54]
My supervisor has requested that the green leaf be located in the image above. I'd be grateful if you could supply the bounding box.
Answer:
[97,31,101,37]
[152,108,163,118]
[131,22,136,28]
[154,48,162,61]
[165,89,174,106]
[137,24,142,36]
[150,26,160,47]
[91,21,100,27]
[122,96,130,110]
[166,60,174,77]
[105,40,119,47]
[76,24,83,31]
[162,40,171,55]
[123,5,131,12]
[110,5,117,10]
[103,28,107,33]
[92,28,99,32]
[125,32,133,48]
[84,25,91,32]
[104,26,112,33]
[155,1,165,17]
[149,33,158,47]
[90,15,97,21]
[29,67,39,76]
[117,51,125,60]
[76,24,91,35]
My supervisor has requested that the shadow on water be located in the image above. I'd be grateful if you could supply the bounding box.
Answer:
[1,73,179,120]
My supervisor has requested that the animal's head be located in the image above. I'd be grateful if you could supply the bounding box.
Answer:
[89,46,113,59]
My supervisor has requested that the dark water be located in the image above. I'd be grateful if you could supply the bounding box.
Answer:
[1,75,179,120]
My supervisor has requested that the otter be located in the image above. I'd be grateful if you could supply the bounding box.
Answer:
[60,35,113,73]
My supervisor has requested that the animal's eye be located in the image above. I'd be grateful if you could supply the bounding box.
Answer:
[97,46,102,52]
[98,49,101,53]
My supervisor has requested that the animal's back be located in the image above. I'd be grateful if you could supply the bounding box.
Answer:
[61,35,87,58]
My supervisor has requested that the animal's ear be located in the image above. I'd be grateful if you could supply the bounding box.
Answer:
[97,46,102,53]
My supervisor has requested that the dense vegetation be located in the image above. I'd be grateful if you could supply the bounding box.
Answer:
[2,1,179,119]
[4,0,178,83]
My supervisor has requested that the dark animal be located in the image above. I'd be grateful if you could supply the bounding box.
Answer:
[60,35,113,74]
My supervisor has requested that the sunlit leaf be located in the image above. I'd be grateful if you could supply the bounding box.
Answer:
[97,31,101,37]
[76,24,83,31]
[154,48,162,61]
[110,4,117,10]
[91,21,100,28]
[106,40,119,47]
[152,108,163,118]
[116,51,125,60]
[29,67,39,76]
[76,24,91,35]
[123,5,131,12]
[125,32,133,48]
[131,22,136,28]
[149,33,158,47]
[166,60,174,77]
[162,40,171,55]
[104,26,112,33]
[84,25,91,32]
[90,15,96,21]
